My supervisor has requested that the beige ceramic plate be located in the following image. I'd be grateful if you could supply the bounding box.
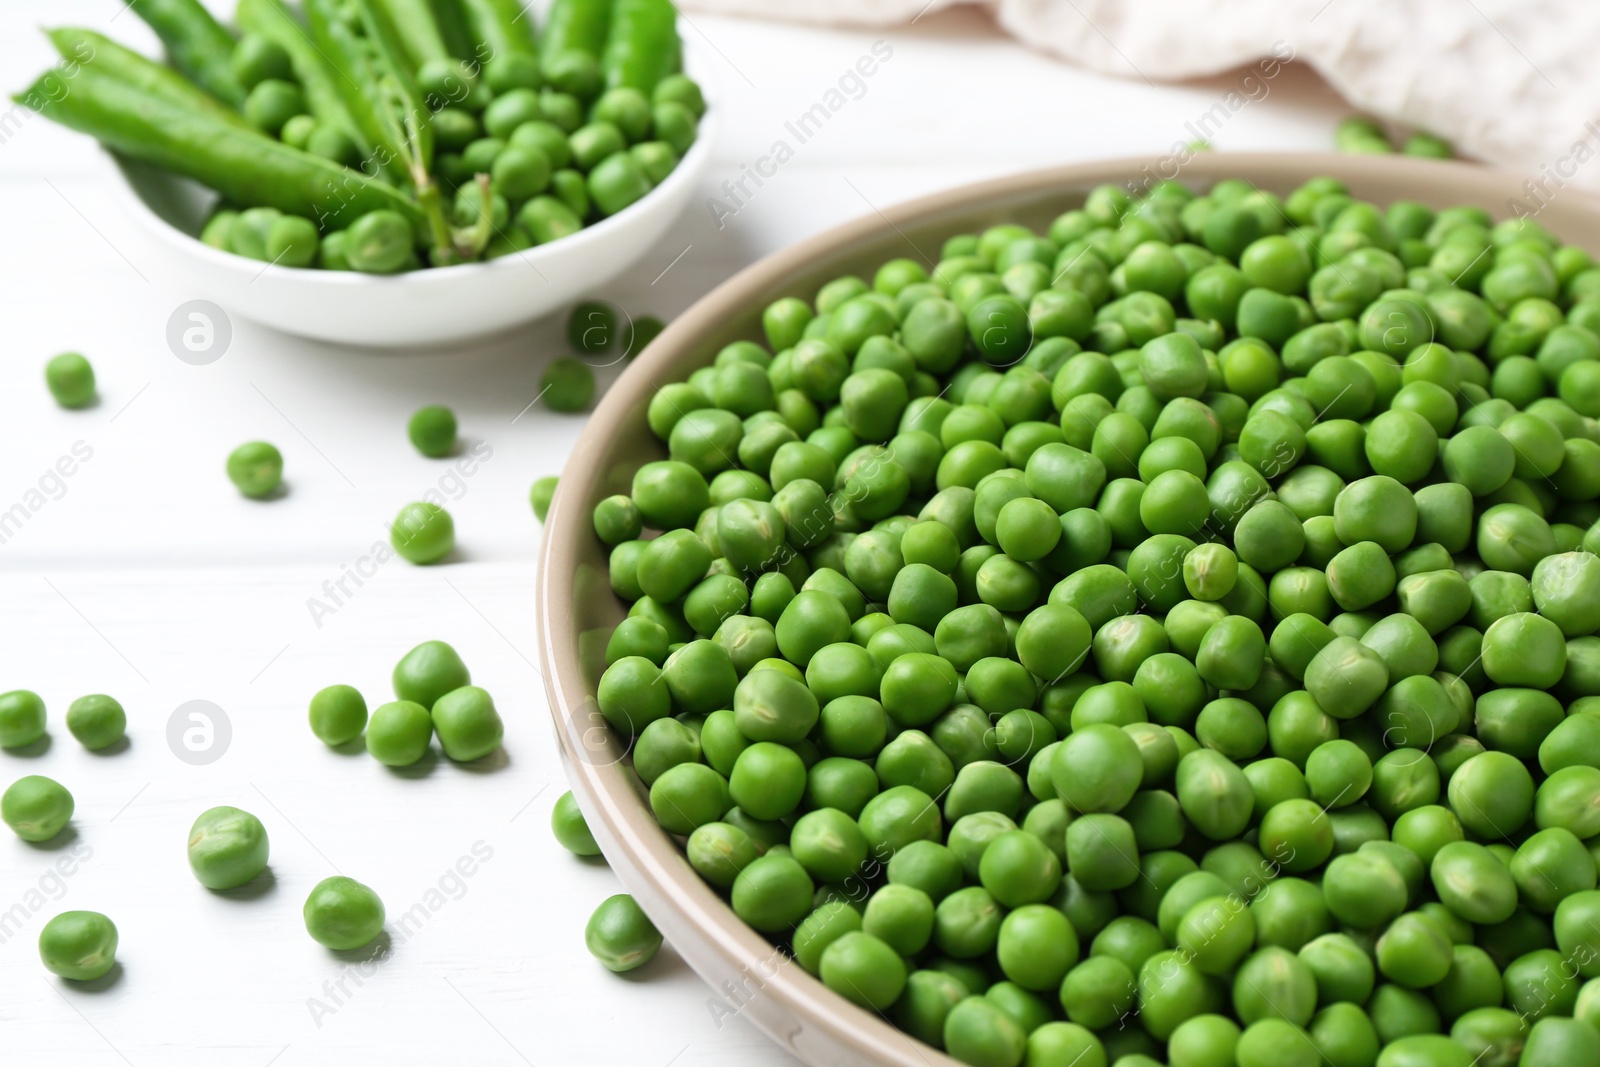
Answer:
[537,152,1598,1067]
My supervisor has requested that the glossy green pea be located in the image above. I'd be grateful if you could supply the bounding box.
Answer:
[551,791,601,857]
[1304,739,1372,808]
[1536,765,1600,838]
[1051,723,1142,814]
[2,775,73,842]
[303,875,385,950]
[38,910,117,981]
[1304,636,1389,719]
[65,694,126,750]
[1429,840,1517,925]
[1505,948,1579,1019]
[187,806,269,890]
[365,701,433,766]
[226,440,283,499]
[429,686,503,762]
[1522,1017,1600,1067]
[0,690,46,750]
[585,894,663,973]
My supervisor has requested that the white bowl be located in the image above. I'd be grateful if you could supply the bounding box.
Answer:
[106,49,716,348]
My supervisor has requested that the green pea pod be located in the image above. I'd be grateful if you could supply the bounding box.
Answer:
[127,0,246,106]
[352,0,476,262]
[601,0,679,92]
[234,0,363,146]
[429,0,477,60]
[368,0,453,72]
[45,27,249,128]
[459,0,537,61]
[354,0,436,173]
[15,68,422,231]
[303,0,412,186]
[542,0,612,63]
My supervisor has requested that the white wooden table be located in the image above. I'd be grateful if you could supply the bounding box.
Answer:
[0,4,1349,1063]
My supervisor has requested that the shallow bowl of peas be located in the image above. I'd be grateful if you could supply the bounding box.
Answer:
[104,41,716,349]
[539,152,1600,1067]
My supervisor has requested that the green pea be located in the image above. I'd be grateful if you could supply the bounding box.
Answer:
[430,685,504,762]
[551,791,601,857]
[38,910,117,981]
[585,894,663,972]
[187,806,269,889]
[392,641,470,709]
[226,441,283,499]
[2,775,73,842]
[44,352,96,408]
[65,694,125,750]
[303,875,385,950]
[389,501,454,564]
[365,701,433,766]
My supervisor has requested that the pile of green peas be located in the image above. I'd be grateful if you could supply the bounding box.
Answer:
[309,639,505,764]
[579,173,1600,1066]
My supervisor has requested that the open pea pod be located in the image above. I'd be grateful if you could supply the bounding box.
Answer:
[15,67,422,231]
[235,0,363,148]
[354,0,437,174]
[128,0,247,106]
[46,27,250,128]
[303,0,413,187]
[353,0,483,262]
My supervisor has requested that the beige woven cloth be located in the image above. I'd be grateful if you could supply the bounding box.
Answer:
[683,0,1600,191]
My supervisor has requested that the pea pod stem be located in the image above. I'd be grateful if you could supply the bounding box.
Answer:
[127,0,246,106]
[234,0,363,145]
[415,181,459,265]
[45,26,250,128]
[16,66,423,231]
[462,172,495,258]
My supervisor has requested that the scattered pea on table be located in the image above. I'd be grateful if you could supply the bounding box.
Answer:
[39,911,118,981]
[303,876,386,950]
[226,441,284,499]
[407,405,459,458]
[542,357,597,413]
[44,352,96,409]
[390,501,455,564]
